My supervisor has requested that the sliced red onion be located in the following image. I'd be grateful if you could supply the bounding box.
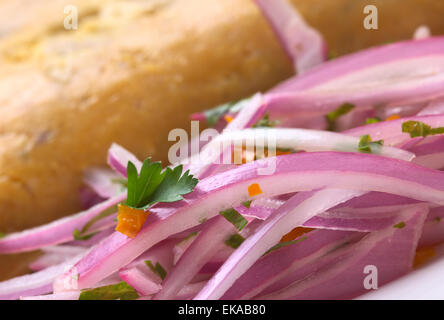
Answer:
[257,205,427,299]
[206,128,414,161]
[417,207,444,247]
[118,239,176,276]
[21,291,81,300]
[174,281,207,300]
[334,192,421,210]
[238,200,398,232]
[0,193,124,253]
[187,93,267,178]
[344,114,444,146]
[79,187,105,210]
[173,233,198,264]
[359,243,444,299]
[57,152,444,292]
[417,97,444,116]
[195,188,364,299]
[107,143,142,177]
[303,210,398,232]
[153,216,237,300]
[254,0,327,74]
[84,168,124,198]
[119,266,162,296]
[30,246,88,271]
[266,37,444,116]
[67,226,116,248]
[221,229,361,299]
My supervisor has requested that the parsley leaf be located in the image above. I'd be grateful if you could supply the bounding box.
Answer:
[79,281,139,300]
[358,134,384,153]
[125,160,198,210]
[402,121,444,138]
[326,103,355,131]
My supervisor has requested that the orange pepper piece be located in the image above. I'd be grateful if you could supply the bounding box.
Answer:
[248,183,263,197]
[413,246,436,268]
[224,115,234,123]
[280,227,314,243]
[115,204,150,238]
[385,114,400,121]
[275,149,292,156]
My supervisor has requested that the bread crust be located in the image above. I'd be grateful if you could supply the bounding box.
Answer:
[0,0,444,232]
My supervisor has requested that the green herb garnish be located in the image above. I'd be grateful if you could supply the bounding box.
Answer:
[241,200,252,209]
[402,121,444,138]
[326,103,355,131]
[435,217,441,223]
[125,159,198,210]
[366,117,381,124]
[145,260,167,280]
[73,205,117,241]
[264,236,308,255]
[203,96,253,126]
[79,281,139,300]
[252,112,279,128]
[225,233,245,249]
[220,208,248,231]
[327,50,337,60]
[358,134,384,153]
[393,221,406,229]
[0,232,6,239]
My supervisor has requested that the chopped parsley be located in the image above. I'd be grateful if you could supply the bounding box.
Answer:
[220,208,248,231]
[79,281,139,300]
[252,112,279,128]
[435,217,442,223]
[125,159,198,210]
[202,96,253,126]
[366,117,381,124]
[393,221,406,229]
[73,205,117,241]
[145,260,167,280]
[326,103,355,131]
[402,121,444,138]
[225,233,245,249]
[327,50,337,60]
[358,134,384,153]
[0,232,6,239]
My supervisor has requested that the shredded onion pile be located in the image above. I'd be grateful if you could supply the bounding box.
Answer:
[2,0,444,300]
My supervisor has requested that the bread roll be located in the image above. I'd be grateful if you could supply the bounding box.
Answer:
[0,0,293,232]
